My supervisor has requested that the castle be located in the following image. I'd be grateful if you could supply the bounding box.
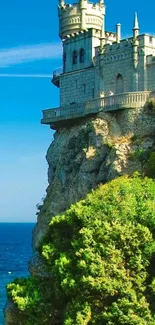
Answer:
[42,0,155,129]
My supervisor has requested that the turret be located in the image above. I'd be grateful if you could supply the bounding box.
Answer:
[116,23,121,43]
[99,0,104,6]
[133,12,139,39]
[79,0,87,30]
[79,0,87,6]
[59,0,65,6]
[58,0,105,40]
[132,12,139,91]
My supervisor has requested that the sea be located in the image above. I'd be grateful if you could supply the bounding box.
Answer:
[0,223,34,325]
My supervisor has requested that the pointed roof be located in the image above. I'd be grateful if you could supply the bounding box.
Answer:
[133,12,139,30]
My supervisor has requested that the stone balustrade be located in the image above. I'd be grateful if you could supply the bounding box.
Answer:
[41,91,152,126]
[104,91,151,111]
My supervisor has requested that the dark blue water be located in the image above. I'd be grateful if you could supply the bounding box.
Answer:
[0,223,34,324]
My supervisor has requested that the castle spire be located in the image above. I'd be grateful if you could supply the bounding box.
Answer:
[133,12,139,38]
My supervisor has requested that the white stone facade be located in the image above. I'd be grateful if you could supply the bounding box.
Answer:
[54,0,155,109]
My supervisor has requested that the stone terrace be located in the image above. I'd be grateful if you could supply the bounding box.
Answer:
[41,91,152,128]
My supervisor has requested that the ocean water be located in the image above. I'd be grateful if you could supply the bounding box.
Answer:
[0,223,34,325]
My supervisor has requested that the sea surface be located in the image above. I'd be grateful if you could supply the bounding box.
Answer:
[0,223,34,325]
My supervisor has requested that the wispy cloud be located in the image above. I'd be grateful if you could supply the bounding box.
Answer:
[0,73,51,78]
[0,43,62,67]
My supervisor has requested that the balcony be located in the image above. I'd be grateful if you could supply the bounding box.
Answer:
[52,67,63,87]
[41,91,151,129]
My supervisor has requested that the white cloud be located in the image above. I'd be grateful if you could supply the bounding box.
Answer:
[0,73,51,78]
[0,43,62,67]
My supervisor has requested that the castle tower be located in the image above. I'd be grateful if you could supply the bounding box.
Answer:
[58,0,105,40]
[57,0,106,77]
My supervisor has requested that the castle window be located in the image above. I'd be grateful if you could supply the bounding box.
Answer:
[116,73,124,94]
[73,50,78,65]
[83,84,86,94]
[79,48,85,63]
[92,88,95,98]
[63,52,66,72]
[150,36,153,44]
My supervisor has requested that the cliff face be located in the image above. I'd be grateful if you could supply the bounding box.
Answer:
[5,106,155,324]
[33,107,155,250]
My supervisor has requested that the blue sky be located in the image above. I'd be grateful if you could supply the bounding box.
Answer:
[0,0,154,222]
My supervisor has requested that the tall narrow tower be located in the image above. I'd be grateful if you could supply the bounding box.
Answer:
[132,12,139,91]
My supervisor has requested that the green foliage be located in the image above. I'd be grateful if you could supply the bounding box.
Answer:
[145,98,155,111]
[145,152,155,178]
[129,148,150,163]
[7,175,155,324]
[7,277,57,325]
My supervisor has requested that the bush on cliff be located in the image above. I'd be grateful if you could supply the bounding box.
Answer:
[7,175,155,325]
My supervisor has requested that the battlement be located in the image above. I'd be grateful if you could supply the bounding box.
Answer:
[58,0,105,39]
[104,38,133,53]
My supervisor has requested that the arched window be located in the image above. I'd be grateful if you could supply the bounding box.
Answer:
[63,52,66,72]
[73,50,78,65]
[116,73,124,94]
[79,48,85,63]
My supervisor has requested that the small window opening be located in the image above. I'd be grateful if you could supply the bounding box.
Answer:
[79,48,85,63]
[63,52,66,72]
[73,50,78,64]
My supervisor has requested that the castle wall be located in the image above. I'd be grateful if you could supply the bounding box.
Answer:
[60,67,95,106]
[99,49,134,95]
[147,63,155,91]
[137,34,155,91]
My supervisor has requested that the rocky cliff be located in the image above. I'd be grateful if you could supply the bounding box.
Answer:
[33,107,155,251]
[5,106,155,324]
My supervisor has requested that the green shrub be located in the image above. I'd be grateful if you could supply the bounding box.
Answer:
[7,175,155,324]
[145,98,155,112]
[129,148,150,164]
[145,152,155,178]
